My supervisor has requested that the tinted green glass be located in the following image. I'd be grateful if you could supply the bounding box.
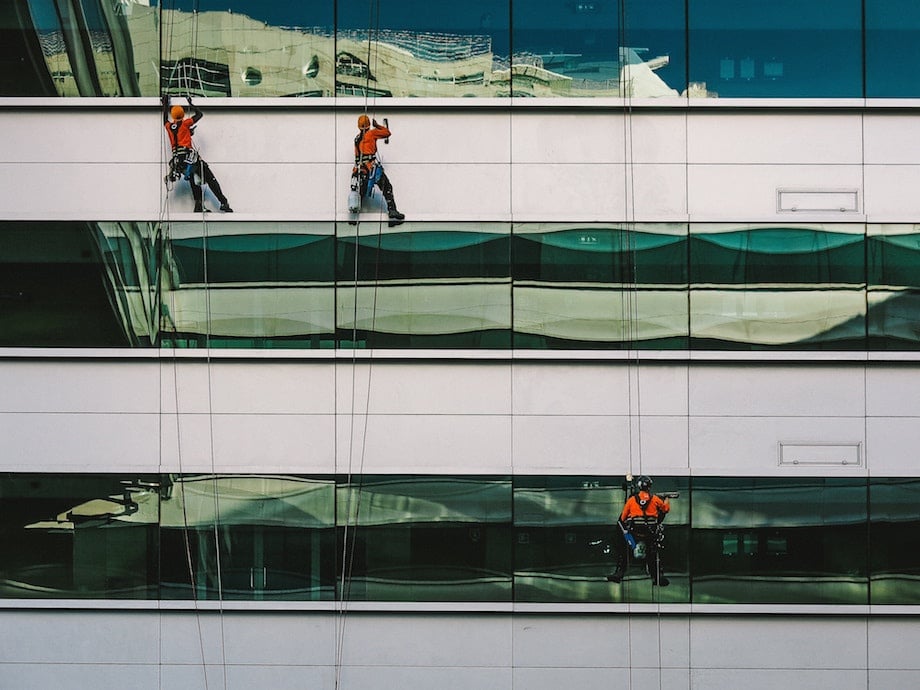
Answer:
[0,222,134,347]
[0,473,159,599]
[868,225,920,349]
[336,223,511,348]
[514,475,689,603]
[159,475,336,601]
[869,478,920,604]
[513,223,689,349]
[336,475,512,601]
[691,477,868,604]
[689,225,866,350]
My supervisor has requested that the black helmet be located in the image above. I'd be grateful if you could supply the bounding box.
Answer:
[637,475,653,492]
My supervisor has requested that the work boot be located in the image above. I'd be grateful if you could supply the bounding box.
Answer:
[606,572,623,583]
[219,203,233,213]
[388,209,405,227]
[193,203,210,213]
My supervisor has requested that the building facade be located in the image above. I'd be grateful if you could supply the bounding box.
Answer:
[2,0,920,688]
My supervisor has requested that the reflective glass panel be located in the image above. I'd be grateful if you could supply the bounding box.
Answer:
[336,475,512,601]
[867,224,920,350]
[689,224,866,349]
[336,0,509,97]
[0,221,134,347]
[869,478,920,604]
[513,223,688,349]
[688,0,862,98]
[159,475,336,601]
[0,473,159,599]
[691,477,868,604]
[160,1,334,97]
[160,222,336,348]
[866,0,920,98]
[511,0,687,98]
[514,475,689,603]
[336,222,511,348]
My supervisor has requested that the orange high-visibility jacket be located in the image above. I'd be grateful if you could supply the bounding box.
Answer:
[620,491,669,522]
[354,124,390,166]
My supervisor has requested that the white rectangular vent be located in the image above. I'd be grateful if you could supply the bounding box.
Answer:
[779,442,863,467]
[777,189,859,213]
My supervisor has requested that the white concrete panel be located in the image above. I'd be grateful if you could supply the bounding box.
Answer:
[690,669,869,690]
[336,362,511,415]
[165,162,336,218]
[630,163,688,220]
[159,412,215,471]
[339,667,511,690]
[207,111,337,164]
[0,664,161,690]
[687,164,864,220]
[158,665,227,690]
[159,612,242,665]
[160,361,216,414]
[869,618,920,670]
[0,610,159,663]
[210,413,336,472]
[215,613,334,665]
[512,363,630,416]
[335,161,511,222]
[689,366,867,417]
[638,416,690,475]
[867,366,920,416]
[513,415,628,474]
[513,615,690,668]
[687,114,863,164]
[0,412,160,471]
[226,665,334,690]
[206,362,336,414]
[867,418,920,476]
[864,164,920,221]
[868,671,920,688]
[689,616,868,670]
[637,365,691,416]
[0,162,161,219]
[336,414,511,473]
[514,667,690,690]
[512,163,626,222]
[864,114,920,165]
[0,361,158,413]
[690,417,867,476]
[336,614,511,667]
[0,111,161,163]
[511,112,686,165]
[361,111,511,164]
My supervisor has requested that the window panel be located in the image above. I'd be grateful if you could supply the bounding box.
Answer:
[688,0,862,98]
[159,475,336,601]
[0,473,159,599]
[869,478,920,604]
[514,475,689,603]
[689,224,866,349]
[868,224,920,349]
[336,222,511,348]
[336,475,512,601]
[513,223,688,349]
[335,0,509,98]
[866,0,920,98]
[691,477,868,604]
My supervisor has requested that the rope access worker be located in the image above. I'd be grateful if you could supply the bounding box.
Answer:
[162,95,233,213]
[352,114,404,227]
[607,475,670,586]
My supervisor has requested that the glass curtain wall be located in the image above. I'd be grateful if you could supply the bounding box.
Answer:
[6,473,919,604]
[6,1,920,98]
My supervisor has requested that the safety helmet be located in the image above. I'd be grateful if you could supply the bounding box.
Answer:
[357,114,371,130]
[170,105,185,121]
[637,475,653,492]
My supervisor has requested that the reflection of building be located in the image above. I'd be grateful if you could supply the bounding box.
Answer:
[5,4,920,690]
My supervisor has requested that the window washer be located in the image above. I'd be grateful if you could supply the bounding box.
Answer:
[351,114,404,227]
[162,95,233,213]
[607,475,671,586]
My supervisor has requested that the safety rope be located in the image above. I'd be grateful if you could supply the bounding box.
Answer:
[334,3,385,687]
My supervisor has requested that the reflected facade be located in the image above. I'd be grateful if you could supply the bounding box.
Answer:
[13,220,920,350]
[4,472,914,605]
[5,1,920,98]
